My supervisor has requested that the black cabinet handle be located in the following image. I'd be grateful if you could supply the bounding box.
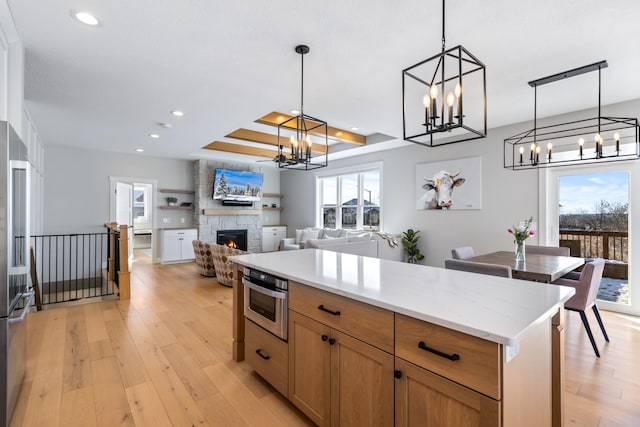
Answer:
[329,338,336,345]
[255,349,270,360]
[321,335,329,342]
[318,305,341,316]
[418,341,460,361]
[394,370,403,379]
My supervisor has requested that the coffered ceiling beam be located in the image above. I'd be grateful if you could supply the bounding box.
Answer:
[255,111,366,145]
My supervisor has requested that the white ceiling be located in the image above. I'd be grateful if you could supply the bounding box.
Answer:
[8,0,640,164]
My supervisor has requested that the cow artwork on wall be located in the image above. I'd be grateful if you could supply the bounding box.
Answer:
[415,157,482,210]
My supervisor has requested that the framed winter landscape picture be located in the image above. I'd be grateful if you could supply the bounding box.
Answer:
[415,157,482,210]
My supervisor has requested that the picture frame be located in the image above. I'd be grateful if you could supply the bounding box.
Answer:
[415,157,482,210]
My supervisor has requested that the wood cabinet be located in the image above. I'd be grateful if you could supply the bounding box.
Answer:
[244,319,288,397]
[288,310,394,427]
[161,228,197,263]
[395,358,500,427]
[394,313,553,427]
[242,280,554,427]
[262,226,286,252]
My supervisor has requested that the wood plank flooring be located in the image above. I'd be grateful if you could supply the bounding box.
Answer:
[10,251,640,426]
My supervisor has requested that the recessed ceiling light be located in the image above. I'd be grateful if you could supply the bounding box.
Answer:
[350,127,359,131]
[170,110,184,117]
[290,109,300,115]
[72,11,100,26]
[158,122,172,128]
[136,148,144,153]
[149,134,160,139]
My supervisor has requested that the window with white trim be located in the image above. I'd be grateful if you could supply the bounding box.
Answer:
[317,167,381,231]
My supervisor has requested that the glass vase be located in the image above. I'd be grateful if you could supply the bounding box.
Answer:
[515,240,525,262]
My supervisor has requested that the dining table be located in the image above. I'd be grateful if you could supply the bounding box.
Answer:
[467,250,585,282]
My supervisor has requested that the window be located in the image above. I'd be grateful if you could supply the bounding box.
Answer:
[317,166,381,231]
[133,184,152,228]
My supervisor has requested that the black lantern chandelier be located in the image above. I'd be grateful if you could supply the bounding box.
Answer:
[402,0,487,147]
[277,45,328,171]
[504,61,640,170]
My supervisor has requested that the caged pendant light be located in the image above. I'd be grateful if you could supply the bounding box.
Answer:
[277,44,329,171]
[504,60,640,170]
[402,0,487,147]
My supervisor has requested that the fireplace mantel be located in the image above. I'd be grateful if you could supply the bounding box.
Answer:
[202,209,261,216]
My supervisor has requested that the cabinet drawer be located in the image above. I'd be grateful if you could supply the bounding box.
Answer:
[395,314,502,400]
[289,282,394,353]
[163,229,197,239]
[245,319,288,397]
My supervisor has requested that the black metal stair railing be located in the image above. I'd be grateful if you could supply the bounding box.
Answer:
[30,233,114,305]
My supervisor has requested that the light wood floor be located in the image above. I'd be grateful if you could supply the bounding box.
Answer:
[10,252,640,426]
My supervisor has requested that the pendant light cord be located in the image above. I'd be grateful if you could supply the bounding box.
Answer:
[441,0,446,52]
[300,50,304,115]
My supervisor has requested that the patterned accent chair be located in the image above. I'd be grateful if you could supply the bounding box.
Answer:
[193,240,216,277]
[210,243,248,287]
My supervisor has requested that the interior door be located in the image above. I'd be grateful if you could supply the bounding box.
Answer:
[116,182,133,259]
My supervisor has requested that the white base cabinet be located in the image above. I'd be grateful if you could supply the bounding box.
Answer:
[262,226,286,252]
[161,228,197,263]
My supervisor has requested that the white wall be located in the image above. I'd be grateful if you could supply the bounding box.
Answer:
[44,146,195,234]
[281,98,640,273]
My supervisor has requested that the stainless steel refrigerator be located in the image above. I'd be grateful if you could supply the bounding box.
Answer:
[0,121,32,426]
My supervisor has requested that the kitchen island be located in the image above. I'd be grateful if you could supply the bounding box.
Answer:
[231,249,574,427]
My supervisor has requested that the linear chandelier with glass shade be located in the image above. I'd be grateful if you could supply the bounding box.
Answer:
[504,60,640,170]
[277,44,328,171]
[402,0,487,147]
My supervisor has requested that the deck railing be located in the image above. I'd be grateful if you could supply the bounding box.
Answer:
[559,229,628,279]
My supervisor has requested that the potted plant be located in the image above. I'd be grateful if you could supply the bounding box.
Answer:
[402,228,425,264]
[166,197,178,206]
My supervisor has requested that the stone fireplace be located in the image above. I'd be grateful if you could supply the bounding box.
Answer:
[193,160,262,253]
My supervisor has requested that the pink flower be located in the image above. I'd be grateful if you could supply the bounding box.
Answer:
[508,228,513,234]
[530,230,535,236]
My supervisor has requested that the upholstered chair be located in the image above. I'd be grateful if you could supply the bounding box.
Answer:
[451,246,475,260]
[551,258,609,357]
[527,245,570,256]
[444,259,512,278]
[210,243,248,287]
[192,240,216,277]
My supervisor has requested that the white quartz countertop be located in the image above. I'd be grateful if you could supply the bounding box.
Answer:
[230,249,575,347]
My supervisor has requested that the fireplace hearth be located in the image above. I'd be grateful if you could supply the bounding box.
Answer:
[217,229,248,251]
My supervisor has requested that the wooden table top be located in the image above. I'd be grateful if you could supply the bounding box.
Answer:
[467,251,585,282]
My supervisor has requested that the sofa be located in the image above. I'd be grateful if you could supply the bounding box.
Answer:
[280,228,404,262]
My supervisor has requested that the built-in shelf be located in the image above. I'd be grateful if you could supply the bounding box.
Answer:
[159,206,193,210]
[262,207,282,211]
[262,193,281,198]
[160,189,194,209]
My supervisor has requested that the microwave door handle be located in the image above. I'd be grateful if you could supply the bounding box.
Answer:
[9,292,34,325]
[242,278,286,299]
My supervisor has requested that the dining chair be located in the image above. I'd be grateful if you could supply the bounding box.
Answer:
[444,259,512,278]
[451,246,475,260]
[527,245,570,256]
[551,258,609,357]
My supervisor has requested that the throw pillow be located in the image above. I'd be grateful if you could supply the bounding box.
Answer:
[300,229,321,244]
[322,228,343,238]
[347,231,371,242]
